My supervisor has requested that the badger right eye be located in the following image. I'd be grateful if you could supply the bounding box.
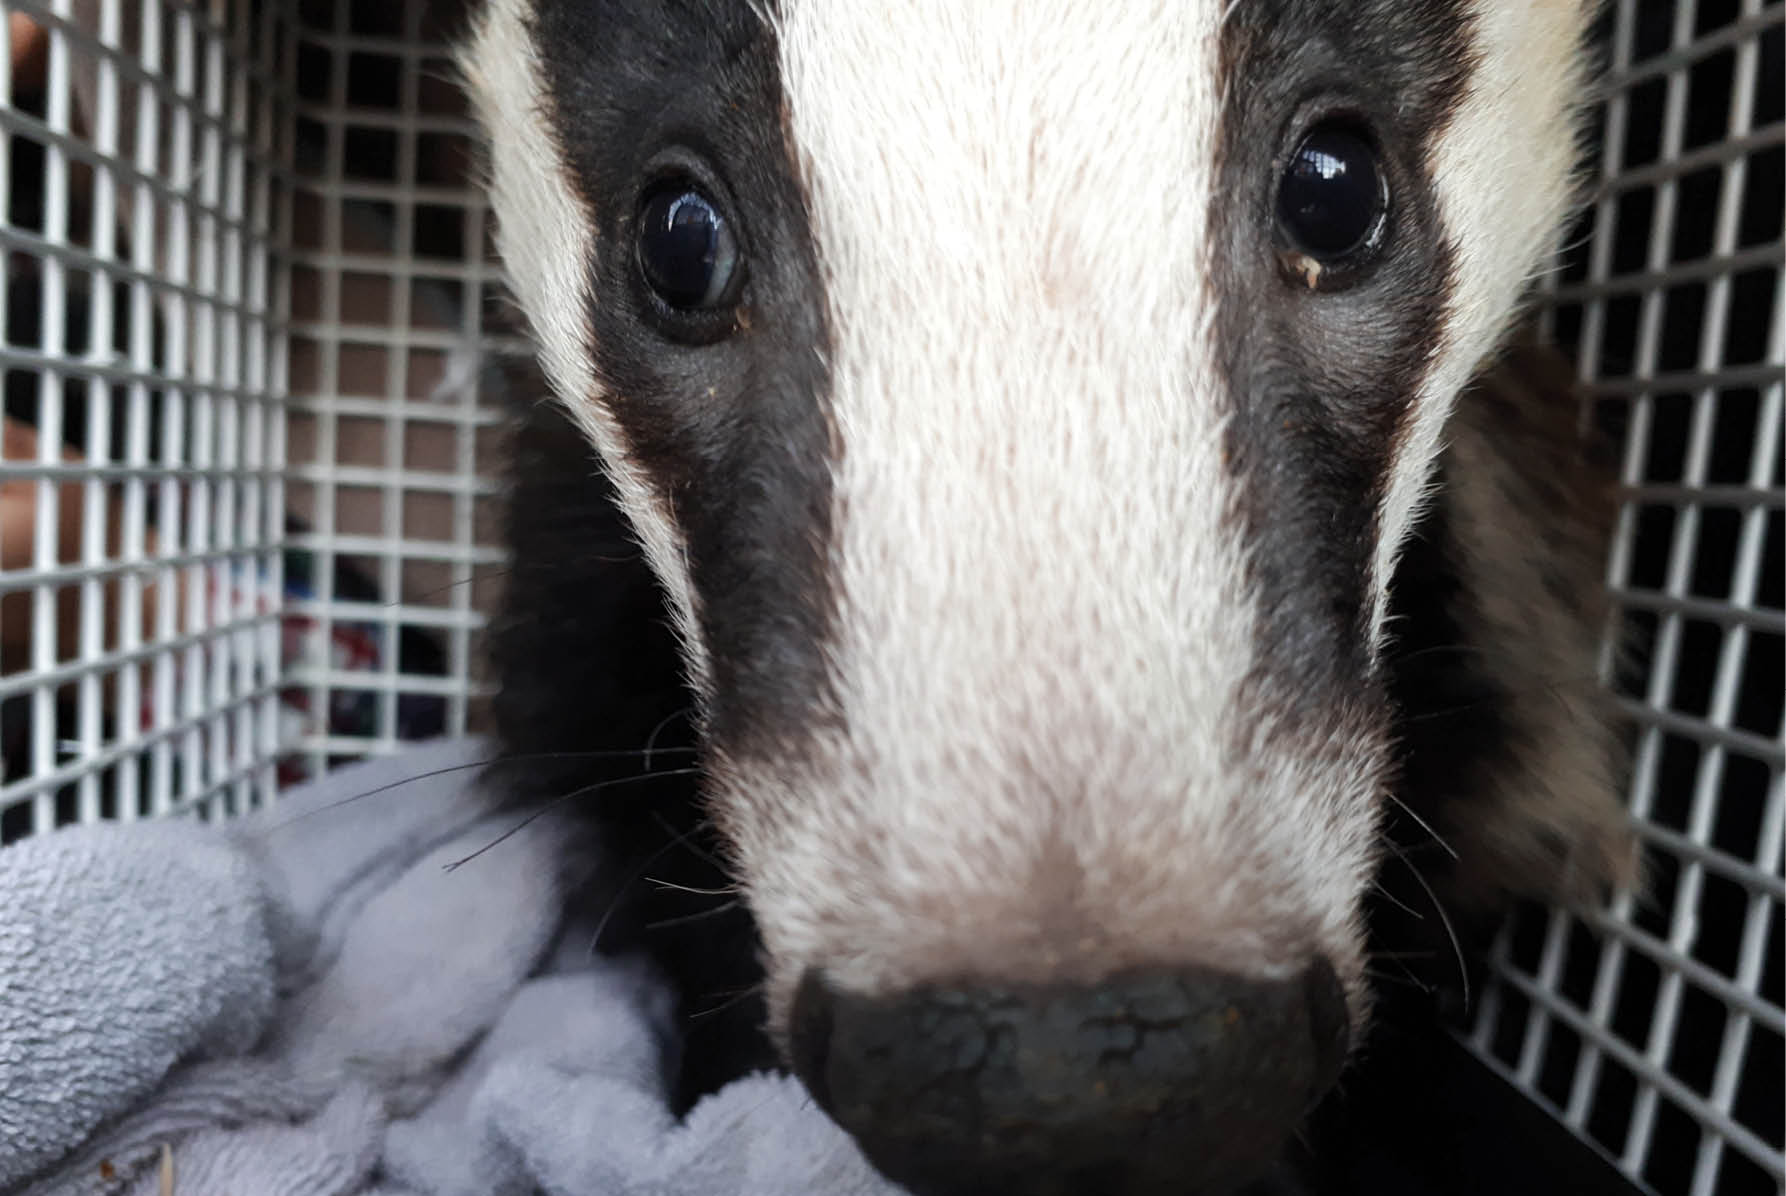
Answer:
[636,179,740,312]
[1275,122,1388,280]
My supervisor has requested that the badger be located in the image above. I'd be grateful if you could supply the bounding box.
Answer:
[457,1,1637,1192]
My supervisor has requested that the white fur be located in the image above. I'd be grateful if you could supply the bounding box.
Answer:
[1370,0,1594,647]
[459,0,709,690]
[726,0,1382,1034]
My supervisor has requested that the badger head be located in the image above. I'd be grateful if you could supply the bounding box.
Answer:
[461,1,1598,1190]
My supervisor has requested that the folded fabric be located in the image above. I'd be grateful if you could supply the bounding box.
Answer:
[0,738,901,1196]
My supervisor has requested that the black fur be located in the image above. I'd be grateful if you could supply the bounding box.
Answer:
[1211,0,1475,712]
[527,0,840,765]
[491,5,839,1098]
[487,383,775,1106]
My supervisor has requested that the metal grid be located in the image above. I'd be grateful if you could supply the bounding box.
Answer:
[0,0,294,837]
[0,0,516,832]
[1468,2,1785,1194]
[278,0,514,780]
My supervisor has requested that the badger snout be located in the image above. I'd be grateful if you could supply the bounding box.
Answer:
[788,960,1350,1195]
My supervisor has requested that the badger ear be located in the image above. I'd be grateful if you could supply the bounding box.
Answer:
[1384,336,1638,917]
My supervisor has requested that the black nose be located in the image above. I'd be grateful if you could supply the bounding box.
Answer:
[789,962,1348,1196]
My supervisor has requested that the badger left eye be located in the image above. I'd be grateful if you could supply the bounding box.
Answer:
[636,180,740,311]
[1276,123,1388,269]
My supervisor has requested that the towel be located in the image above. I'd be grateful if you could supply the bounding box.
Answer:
[0,739,900,1196]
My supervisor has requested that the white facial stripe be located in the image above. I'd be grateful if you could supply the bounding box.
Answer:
[458,0,708,689]
[739,0,1380,1020]
[1369,0,1593,648]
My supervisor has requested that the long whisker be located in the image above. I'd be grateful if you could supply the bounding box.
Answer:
[391,565,514,606]
[1395,670,1611,726]
[650,809,733,876]
[588,815,723,955]
[645,900,742,931]
[1362,965,1435,994]
[648,877,739,897]
[643,707,695,771]
[1382,641,1501,667]
[1380,791,1458,861]
[1371,879,1424,920]
[690,982,766,1022]
[263,747,700,831]
[444,766,703,871]
[1383,839,1471,1009]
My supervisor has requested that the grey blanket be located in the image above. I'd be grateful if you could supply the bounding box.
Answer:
[0,739,900,1196]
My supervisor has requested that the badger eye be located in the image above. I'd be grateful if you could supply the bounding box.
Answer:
[1277,124,1386,264]
[636,181,739,310]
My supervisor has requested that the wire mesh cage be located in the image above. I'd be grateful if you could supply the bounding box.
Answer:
[276,0,514,777]
[1,0,294,833]
[1467,3,1784,1194]
[0,0,515,836]
[0,0,1779,1193]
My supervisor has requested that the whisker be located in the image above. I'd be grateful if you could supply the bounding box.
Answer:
[1396,670,1610,726]
[1381,791,1458,861]
[1383,641,1496,667]
[650,809,733,876]
[263,747,700,831]
[1384,840,1471,1009]
[644,900,742,931]
[445,766,703,871]
[1385,635,1614,694]
[690,982,765,1021]
[1364,956,1435,992]
[1371,879,1424,921]
[390,565,514,606]
[643,707,695,771]
[1362,965,1435,993]
[588,816,722,955]
[647,877,739,897]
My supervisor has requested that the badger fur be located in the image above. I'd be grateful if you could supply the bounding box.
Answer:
[458,2,1636,1191]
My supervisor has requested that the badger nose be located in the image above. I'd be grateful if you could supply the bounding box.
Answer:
[788,961,1348,1196]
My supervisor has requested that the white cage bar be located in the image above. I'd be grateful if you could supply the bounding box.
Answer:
[1469,2,1784,1195]
[275,0,517,780]
[0,1,1779,1193]
[1,0,294,832]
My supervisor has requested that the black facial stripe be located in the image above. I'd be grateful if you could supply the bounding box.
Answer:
[1211,0,1476,708]
[527,0,838,758]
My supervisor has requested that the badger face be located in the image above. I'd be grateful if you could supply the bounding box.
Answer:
[463,0,1593,1189]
